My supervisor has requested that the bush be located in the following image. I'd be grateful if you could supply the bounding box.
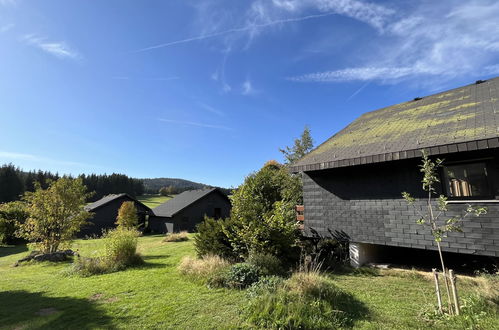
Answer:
[246,276,284,299]
[246,271,361,329]
[178,255,231,283]
[164,231,189,242]
[194,217,237,260]
[225,162,302,262]
[70,228,142,276]
[246,252,285,276]
[0,201,28,244]
[104,228,142,267]
[222,263,261,289]
[116,201,138,229]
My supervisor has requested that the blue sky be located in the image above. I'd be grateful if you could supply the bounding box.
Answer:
[1,0,499,188]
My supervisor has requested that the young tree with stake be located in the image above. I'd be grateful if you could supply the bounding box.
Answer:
[402,150,486,315]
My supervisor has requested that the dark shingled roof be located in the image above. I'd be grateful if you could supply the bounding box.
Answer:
[85,193,150,212]
[152,188,227,218]
[291,77,499,172]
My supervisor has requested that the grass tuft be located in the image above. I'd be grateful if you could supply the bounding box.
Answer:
[178,254,230,283]
[164,231,189,242]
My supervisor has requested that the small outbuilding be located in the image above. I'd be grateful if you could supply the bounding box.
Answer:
[81,194,152,237]
[149,188,231,233]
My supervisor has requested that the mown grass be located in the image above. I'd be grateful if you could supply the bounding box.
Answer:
[0,237,497,329]
[136,195,173,209]
[0,235,246,329]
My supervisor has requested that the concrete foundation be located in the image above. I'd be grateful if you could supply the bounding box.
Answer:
[349,242,380,268]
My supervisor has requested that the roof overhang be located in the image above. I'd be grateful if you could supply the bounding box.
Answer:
[290,137,499,173]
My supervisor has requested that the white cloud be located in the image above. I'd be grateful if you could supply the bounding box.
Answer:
[23,34,80,60]
[289,1,499,85]
[158,118,232,131]
[290,66,439,83]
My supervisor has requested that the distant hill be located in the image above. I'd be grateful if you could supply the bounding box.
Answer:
[141,177,231,195]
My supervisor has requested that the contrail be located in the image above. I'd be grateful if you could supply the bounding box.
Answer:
[134,12,338,52]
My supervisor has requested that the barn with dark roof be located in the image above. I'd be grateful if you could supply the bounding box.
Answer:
[82,194,152,237]
[291,78,499,266]
[149,188,231,233]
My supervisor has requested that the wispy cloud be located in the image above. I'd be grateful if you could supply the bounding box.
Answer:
[0,151,98,168]
[197,102,224,116]
[290,66,437,83]
[158,118,232,131]
[241,79,257,95]
[134,11,338,52]
[288,1,499,85]
[23,34,80,60]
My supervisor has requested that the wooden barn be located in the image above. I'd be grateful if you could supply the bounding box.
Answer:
[290,78,499,266]
[81,193,152,237]
[149,188,231,233]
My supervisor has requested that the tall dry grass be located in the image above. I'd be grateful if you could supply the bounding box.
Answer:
[178,255,230,282]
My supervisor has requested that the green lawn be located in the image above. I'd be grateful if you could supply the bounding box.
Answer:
[136,195,173,209]
[0,237,497,329]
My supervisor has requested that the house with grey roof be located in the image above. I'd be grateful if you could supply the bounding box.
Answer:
[82,193,152,237]
[291,77,499,266]
[149,188,231,233]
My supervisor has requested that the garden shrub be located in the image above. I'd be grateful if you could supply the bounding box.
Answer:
[103,228,142,268]
[226,162,302,262]
[178,254,231,283]
[246,252,285,276]
[164,231,189,242]
[246,271,359,329]
[222,263,261,289]
[70,228,142,276]
[246,275,284,299]
[194,216,237,260]
[0,201,28,244]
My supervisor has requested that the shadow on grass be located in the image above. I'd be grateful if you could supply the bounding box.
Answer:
[0,290,117,329]
[333,290,371,327]
[141,254,169,260]
[0,244,28,258]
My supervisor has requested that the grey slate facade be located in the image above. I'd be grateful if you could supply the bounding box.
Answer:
[149,188,231,233]
[293,78,499,259]
[81,194,152,237]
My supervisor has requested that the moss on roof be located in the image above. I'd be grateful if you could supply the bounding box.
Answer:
[295,77,499,167]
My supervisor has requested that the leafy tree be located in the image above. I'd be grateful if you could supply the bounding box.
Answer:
[194,216,238,260]
[0,164,24,203]
[224,161,302,261]
[18,178,92,253]
[279,126,314,164]
[116,201,138,229]
[402,150,486,315]
[0,201,29,244]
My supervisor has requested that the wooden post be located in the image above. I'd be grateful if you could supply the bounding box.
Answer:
[432,268,443,313]
[449,269,460,315]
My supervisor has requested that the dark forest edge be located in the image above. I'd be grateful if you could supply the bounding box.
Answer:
[0,163,230,204]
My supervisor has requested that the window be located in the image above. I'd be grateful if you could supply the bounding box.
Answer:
[443,162,492,198]
[214,208,221,219]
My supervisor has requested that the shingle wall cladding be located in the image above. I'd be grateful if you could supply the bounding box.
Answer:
[302,152,499,257]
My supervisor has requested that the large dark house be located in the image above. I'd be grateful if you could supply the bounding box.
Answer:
[82,194,152,236]
[149,188,231,233]
[291,78,499,266]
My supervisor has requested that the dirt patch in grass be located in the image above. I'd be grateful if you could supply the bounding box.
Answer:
[35,307,58,316]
